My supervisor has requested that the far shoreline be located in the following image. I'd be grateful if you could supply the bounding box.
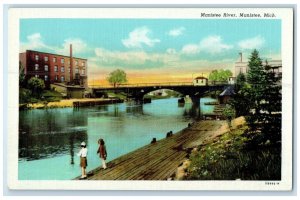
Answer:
[19,95,218,110]
[19,98,124,110]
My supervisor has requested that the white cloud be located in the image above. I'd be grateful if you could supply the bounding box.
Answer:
[20,33,52,52]
[168,27,185,37]
[181,35,232,55]
[56,38,88,55]
[94,47,171,68]
[88,46,237,82]
[199,35,232,54]
[238,35,265,50]
[91,46,236,72]
[20,33,88,57]
[122,26,160,49]
[181,44,200,54]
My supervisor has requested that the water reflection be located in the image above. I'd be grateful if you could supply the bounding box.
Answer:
[19,131,87,161]
[18,97,216,180]
[182,97,217,118]
[69,134,75,165]
[126,104,144,115]
[183,104,200,118]
[19,108,88,161]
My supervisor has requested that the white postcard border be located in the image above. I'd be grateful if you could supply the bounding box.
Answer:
[7,7,293,191]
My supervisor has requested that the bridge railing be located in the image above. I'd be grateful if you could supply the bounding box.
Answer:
[90,81,229,89]
[207,80,228,85]
[90,82,194,88]
[119,82,194,87]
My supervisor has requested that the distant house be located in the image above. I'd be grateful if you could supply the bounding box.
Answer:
[193,76,208,86]
[219,86,235,104]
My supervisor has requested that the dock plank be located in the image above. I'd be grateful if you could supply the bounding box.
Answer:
[75,120,228,180]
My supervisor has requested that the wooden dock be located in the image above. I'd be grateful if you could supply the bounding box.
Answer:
[76,120,228,180]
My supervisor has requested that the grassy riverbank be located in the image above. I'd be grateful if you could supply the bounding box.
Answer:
[184,118,281,180]
[20,98,118,109]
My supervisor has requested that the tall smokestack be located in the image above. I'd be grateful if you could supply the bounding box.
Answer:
[70,44,73,82]
[239,52,243,62]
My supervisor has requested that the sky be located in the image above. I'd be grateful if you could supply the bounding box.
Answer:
[20,19,281,86]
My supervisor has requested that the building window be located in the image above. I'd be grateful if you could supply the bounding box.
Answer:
[44,56,48,62]
[75,60,78,66]
[61,67,65,72]
[55,75,59,81]
[53,57,57,63]
[35,64,39,70]
[35,54,39,61]
[75,68,79,73]
[68,67,71,73]
[82,62,85,66]
[81,69,85,75]
[54,66,58,72]
[44,75,48,81]
[61,76,65,82]
[44,65,48,71]
[61,58,64,64]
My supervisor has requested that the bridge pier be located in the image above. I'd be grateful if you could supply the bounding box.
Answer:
[132,96,152,104]
[190,96,200,107]
[190,96,201,119]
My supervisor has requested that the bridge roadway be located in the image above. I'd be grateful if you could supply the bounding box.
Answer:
[91,81,229,101]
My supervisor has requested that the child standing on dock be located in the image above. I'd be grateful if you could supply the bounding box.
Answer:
[97,139,107,169]
[77,141,88,179]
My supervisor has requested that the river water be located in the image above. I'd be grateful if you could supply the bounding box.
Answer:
[18,97,216,180]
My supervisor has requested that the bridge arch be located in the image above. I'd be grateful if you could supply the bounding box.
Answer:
[143,88,183,98]
[92,83,229,104]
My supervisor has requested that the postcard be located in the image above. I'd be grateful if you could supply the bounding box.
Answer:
[7,7,293,190]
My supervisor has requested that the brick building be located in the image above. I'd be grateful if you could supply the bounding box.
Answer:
[19,45,88,89]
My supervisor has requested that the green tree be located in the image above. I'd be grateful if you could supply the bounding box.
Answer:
[208,70,218,81]
[258,60,282,143]
[19,61,26,87]
[107,69,128,87]
[231,73,253,117]
[247,49,265,84]
[246,49,267,128]
[242,50,281,145]
[236,72,246,90]
[208,69,233,82]
[27,77,45,98]
[222,104,236,128]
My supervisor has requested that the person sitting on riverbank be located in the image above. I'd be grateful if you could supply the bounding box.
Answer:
[77,142,88,179]
[166,131,173,138]
[97,139,107,169]
[151,138,157,144]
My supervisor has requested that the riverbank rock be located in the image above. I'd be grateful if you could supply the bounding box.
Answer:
[175,159,191,180]
[191,147,199,156]
[231,116,246,129]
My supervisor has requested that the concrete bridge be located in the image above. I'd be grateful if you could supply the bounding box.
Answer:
[91,81,229,105]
